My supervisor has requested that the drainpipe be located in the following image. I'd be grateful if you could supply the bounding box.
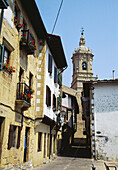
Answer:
[0,9,4,36]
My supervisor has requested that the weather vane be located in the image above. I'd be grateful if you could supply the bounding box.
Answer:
[81,27,84,35]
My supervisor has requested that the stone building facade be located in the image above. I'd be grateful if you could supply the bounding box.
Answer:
[0,0,67,168]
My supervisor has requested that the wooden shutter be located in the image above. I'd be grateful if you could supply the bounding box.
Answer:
[0,44,4,70]
[46,86,51,107]
[54,67,57,83]
[48,54,52,74]
[49,88,51,106]
[8,125,13,149]
[53,94,56,110]
[46,85,49,106]
[17,126,21,149]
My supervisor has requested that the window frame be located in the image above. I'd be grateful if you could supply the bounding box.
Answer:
[8,125,21,150]
[3,47,10,64]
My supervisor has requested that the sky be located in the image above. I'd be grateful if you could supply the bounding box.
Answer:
[35,0,118,87]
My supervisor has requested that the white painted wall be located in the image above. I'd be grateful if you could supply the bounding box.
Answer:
[62,94,72,109]
[44,43,59,121]
[62,94,68,108]
[62,94,73,128]
[3,7,13,28]
[94,83,118,161]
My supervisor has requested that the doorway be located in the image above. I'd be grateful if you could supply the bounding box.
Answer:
[24,127,30,162]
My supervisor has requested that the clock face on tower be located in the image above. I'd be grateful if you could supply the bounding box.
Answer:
[82,62,87,70]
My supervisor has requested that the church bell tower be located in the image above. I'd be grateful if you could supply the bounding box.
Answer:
[71,29,96,91]
[71,29,97,144]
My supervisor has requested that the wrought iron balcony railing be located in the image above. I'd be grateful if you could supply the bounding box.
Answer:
[16,83,32,105]
[20,30,36,54]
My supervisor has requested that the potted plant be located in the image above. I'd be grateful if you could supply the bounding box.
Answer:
[30,87,35,94]
[3,59,15,74]
[21,34,27,45]
[29,40,37,50]
[14,17,24,31]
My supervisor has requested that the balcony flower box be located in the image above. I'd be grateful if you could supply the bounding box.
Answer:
[20,30,36,54]
[22,92,33,103]
[2,60,15,74]
[14,17,24,31]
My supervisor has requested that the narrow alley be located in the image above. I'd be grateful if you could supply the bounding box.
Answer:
[34,145,105,170]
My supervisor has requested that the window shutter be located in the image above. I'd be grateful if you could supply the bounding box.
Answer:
[53,94,56,109]
[54,67,57,83]
[17,126,21,149]
[49,88,51,106]
[0,44,4,70]
[46,86,51,107]
[48,54,52,74]
[8,125,13,149]
[46,85,49,106]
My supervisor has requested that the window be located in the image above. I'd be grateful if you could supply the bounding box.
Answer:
[37,132,42,152]
[29,72,33,88]
[48,54,52,74]
[54,66,58,83]
[8,125,21,149]
[46,85,51,107]
[19,67,24,82]
[53,94,56,111]
[82,62,87,70]
[4,47,10,64]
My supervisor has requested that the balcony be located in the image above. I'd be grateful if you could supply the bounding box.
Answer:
[20,30,36,54]
[16,83,33,111]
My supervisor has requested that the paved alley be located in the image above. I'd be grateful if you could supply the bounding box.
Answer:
[34,145,105,170]
[34,156,105,170]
